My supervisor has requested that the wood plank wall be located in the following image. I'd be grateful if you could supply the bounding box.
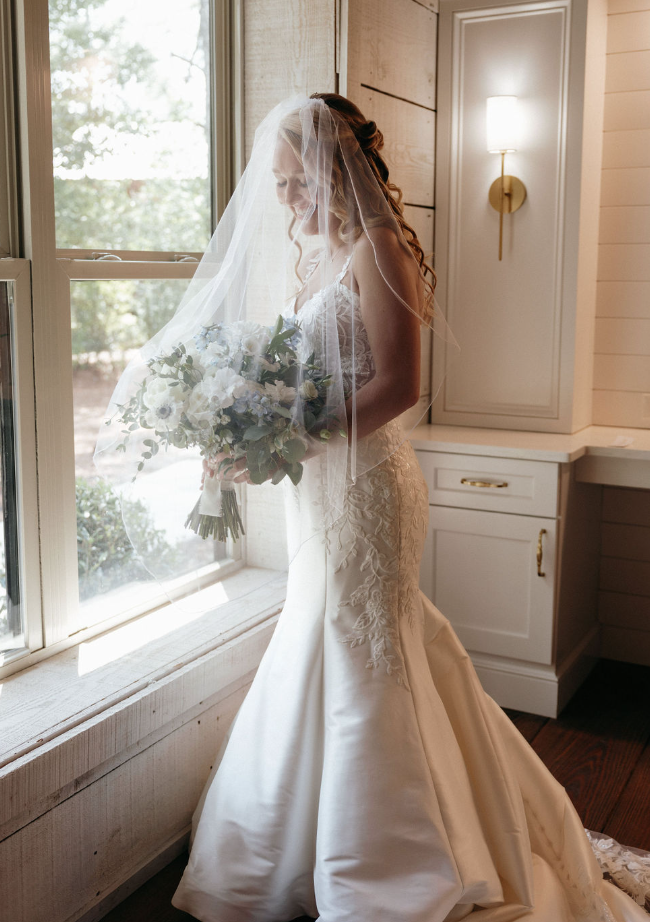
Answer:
[242,0,337,567]
[594,0,650,428]
[598,486,650,665]
[593,0,650,667]
[342,0,439,427]
[243,0,336,158]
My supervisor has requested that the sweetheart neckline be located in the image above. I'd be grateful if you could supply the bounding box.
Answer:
[291,279,359,318]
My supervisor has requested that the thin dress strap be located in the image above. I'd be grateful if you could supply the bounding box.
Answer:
[335,251,353,284]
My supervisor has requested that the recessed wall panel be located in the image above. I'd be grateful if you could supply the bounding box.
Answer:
[443,4,569,417]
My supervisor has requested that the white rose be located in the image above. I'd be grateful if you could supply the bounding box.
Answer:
[186,368,248,428]
[203,340,229,362]
[263,379,297,404]
[299,380,318,400]
[241,327,271,356]
[185,385,213,429]
[228,321,271,356]
[142,377,175,408]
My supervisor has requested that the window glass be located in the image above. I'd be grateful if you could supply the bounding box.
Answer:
[49,0,212,252]
[72,279,227,626]
[0,282,23,658]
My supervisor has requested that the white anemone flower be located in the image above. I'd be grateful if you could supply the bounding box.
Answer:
[142,377,188,430]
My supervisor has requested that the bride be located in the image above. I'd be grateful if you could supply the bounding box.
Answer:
[159,94,648,921]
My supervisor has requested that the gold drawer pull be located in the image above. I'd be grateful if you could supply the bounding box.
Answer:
[460,477,509,489]
[537,528,547,577]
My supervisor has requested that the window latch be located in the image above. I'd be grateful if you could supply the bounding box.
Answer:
[91,252,123,261]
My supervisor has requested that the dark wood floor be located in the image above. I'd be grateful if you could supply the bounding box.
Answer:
[102,658,650,922]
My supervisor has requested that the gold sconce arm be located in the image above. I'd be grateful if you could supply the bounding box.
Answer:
[488,151,527,260]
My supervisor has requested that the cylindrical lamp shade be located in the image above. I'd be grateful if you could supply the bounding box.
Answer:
[486,96,519,152]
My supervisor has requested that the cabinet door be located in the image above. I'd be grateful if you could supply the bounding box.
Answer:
[420,505,556,664]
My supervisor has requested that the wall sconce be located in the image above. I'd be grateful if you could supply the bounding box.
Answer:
[486,96,527,261]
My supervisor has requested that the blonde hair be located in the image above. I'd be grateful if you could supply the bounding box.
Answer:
[278,93,437,323]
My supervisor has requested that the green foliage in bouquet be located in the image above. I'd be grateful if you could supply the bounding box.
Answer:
[109,314,345,542]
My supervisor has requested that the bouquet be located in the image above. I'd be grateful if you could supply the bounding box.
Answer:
[112,316,344,542]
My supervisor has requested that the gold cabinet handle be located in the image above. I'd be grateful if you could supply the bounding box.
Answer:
[460,477,509,488]
[537,528,547,577]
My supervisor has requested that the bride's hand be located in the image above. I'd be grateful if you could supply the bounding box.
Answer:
[202,453,252,485]
[302,427,347,462]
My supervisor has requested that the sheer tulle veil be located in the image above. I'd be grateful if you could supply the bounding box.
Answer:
[93,93,460,611]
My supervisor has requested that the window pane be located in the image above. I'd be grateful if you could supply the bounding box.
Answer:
[49,0,212,252]
[72,279,228,627]
[0,282,24,659]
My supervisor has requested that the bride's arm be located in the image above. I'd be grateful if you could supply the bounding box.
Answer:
[344,231,421,441]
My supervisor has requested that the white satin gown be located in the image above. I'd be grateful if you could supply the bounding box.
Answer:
[172,256,648,922]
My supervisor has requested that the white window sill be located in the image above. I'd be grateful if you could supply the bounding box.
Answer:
[0,566,286,840]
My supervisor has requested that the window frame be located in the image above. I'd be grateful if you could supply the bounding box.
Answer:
[0,0,244,680]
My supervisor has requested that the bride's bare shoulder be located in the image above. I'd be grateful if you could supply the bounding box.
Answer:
[352,227,415,284]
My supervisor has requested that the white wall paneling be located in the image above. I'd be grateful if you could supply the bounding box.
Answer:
[432,0,608,432]
[599,206,650,244]
[605,48,650,92]
[606,8,650,51]
[593,0,650,430]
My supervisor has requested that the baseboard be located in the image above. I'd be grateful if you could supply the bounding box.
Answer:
[71,830,190,922]
[469,626,600,718]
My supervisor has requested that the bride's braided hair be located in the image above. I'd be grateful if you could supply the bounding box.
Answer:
[310,92,437,321]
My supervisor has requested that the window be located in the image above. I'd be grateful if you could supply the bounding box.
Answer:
[0,0,242,678]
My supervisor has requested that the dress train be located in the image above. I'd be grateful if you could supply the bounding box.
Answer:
[172,434,649,922]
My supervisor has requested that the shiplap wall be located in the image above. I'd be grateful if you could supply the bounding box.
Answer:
[242,0,337,568]
[594,0,650,428]
[593,0,650,666]
[342,0,438,428]
[599,486,650,664]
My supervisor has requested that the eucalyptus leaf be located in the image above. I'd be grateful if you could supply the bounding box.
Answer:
[283,438,307,463]
[248,467,269,485]
[286,462,303,486]
[271,466,287,485]
[243,424,271,441]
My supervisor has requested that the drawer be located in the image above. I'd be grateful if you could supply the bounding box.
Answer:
[415,450,559,518]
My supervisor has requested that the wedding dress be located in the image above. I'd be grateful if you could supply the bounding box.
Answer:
[171,256,648,922]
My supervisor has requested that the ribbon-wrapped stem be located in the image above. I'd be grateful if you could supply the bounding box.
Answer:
[185,477,245,542]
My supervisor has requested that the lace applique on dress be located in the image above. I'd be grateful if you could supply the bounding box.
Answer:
[285,252,375,396]
[288,255,430,688]
[586,829,650,910]
[327,428,429,690]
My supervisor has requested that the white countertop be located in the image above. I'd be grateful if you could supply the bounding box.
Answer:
[410,424,650,464]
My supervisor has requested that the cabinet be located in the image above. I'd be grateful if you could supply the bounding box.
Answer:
[431,0,607,433]
[415,443,603,717]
